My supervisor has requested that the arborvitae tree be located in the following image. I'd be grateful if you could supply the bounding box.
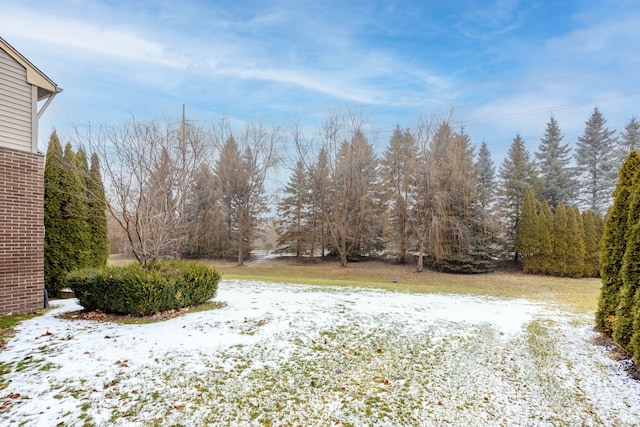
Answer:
[380,126,417,262]
[44,131,67,294]
[619,116,640,158]
[551,203,568,276]
[86,153,110,267]
[613,168,640,349]
[476,140,496,210]
[536,115,576,209]
[597,150,640,332]
[566,206,585,278]
[499,134,540,259]
[582,210,600,278]
[515,188,538,273]
[276,160,312,256]
[575,107,618,214]
[630,293,640,364]
[538,200,554,274]
[63,144,92,268]
[594,211,604,241]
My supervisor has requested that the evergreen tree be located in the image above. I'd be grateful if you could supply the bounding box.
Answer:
[597,150,640,332]
[566,206,585,278]
[309,147,331,257]
[582,210,600,278]
[538,200,554,274]
[380,126,417,262]
[499,134,540,259]
[575,107,618,214]
[276,160,312,256]
[620,116,640,157]
[515,189,538,273]
[44,132,67,294]
[630,292,640,364]
[613,168,640,349]
[183,163,228,258]
[86,153,110,267]
[63,144,92,268]
[476,141,496,210]
[551,203,568,276]
[535,115,576,209]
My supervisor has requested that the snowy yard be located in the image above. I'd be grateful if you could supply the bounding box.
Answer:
[1,280,639,426]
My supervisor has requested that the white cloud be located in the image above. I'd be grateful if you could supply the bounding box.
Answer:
[0,5,186,68]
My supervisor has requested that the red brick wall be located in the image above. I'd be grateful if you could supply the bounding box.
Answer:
[0,146,44,315]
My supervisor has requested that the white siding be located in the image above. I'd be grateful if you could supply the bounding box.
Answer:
[0,48,32,153]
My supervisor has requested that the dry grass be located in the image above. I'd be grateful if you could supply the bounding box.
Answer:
[201,256,601,314]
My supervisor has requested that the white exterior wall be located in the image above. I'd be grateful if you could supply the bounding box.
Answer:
[0,47,33,153]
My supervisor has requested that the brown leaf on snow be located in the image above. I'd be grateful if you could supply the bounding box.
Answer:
[43,331,53,336]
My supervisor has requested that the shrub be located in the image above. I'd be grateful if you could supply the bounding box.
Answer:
[67,261,221,316]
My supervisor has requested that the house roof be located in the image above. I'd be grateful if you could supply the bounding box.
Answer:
[0,37,61,100]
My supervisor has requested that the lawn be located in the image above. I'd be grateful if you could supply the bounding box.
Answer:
[1,258,638,426]
[206,257,602,313]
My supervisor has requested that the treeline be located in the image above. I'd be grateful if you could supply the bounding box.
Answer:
[44,131,109,294]
[275,107,634,273]
[61,106,638,274]
[597,150,640,367]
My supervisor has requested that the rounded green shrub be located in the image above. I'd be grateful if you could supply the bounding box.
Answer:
[66,261,222,316]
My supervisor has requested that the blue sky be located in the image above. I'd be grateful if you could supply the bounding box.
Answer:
[2,0,640,163]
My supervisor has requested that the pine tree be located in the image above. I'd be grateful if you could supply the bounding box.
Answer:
[499,134,541,259]
[566,206,585,278]
[380,126,417,262]
[551,203,568,276]
[597,150,640,332]
[476,141,496,210]
[619,116,640,158]
[582,210,600,277]
[276,160,312,256]
[309,147,331,257]
[515,189,538,273]
[535,115,576,209]
[86,153,110,267]
[575,107,618,214]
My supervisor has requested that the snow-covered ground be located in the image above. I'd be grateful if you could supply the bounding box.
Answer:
[1,280,639,426]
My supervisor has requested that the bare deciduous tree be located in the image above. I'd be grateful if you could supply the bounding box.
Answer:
[72,115,211,268]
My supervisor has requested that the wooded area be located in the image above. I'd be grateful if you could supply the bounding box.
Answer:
[50,107,638,276]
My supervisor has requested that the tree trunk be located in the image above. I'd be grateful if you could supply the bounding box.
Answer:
[237,239,244,266]
[416,239,425,272]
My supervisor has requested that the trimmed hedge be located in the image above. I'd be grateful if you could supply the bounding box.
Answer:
[67,261,221,316]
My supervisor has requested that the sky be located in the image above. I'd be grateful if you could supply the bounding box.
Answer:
[2,0,640,165]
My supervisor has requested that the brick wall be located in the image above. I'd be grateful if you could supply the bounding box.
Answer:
[0,146,44,315]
